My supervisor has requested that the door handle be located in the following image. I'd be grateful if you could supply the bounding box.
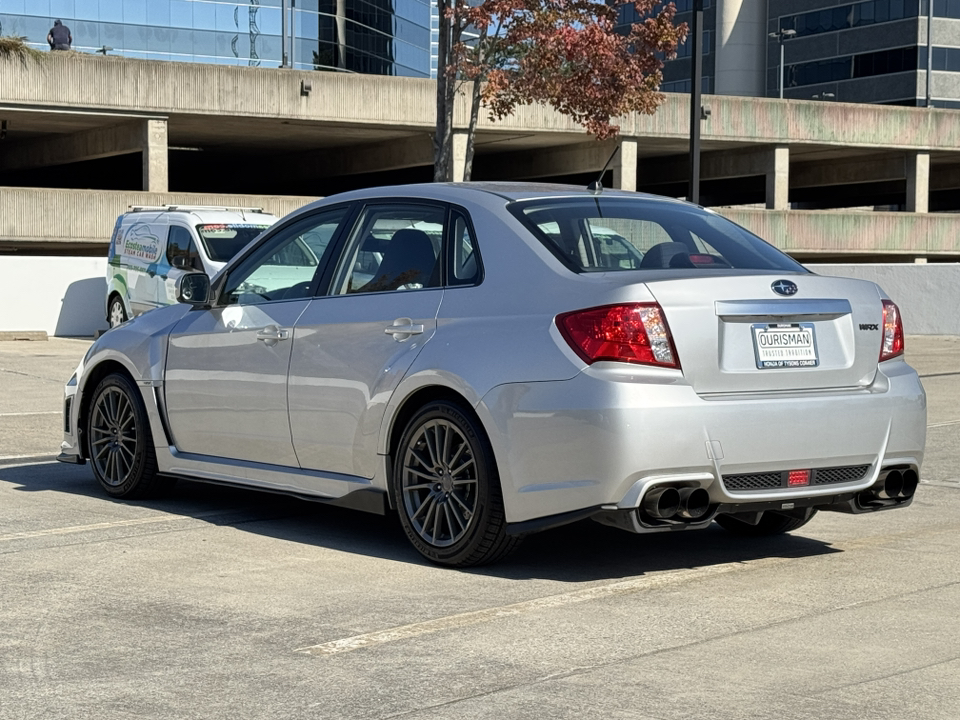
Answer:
[256,325,291,346]
[384,318,424,342]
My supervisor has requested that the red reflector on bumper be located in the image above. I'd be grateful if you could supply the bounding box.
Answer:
[788,470,811,487]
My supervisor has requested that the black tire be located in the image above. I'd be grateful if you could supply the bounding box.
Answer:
[393,400,521,567]
[86,373,171,499]
[715,508,818,537]
[108,295,128,328]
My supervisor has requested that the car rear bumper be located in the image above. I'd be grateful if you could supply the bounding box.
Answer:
[478,358,926,525]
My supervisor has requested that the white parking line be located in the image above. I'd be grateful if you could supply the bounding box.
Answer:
[927,419,960,429]
[0,411,61,417]
[0,515,193,542]
[294,560,780,657]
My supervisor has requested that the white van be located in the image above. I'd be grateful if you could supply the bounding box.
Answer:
[106,206,278,327]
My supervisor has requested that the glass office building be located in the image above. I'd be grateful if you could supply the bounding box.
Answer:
[0,0,430,77]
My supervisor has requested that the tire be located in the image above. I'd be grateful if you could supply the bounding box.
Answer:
[86,373,170,498]
[393,400,521,567]
[715,508,818,537]
[108,295,128,328]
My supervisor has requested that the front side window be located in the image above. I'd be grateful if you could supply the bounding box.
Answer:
[509,198,808,273]
[221,208,348,305]
[333,204,444,295]
[166,226,200,269]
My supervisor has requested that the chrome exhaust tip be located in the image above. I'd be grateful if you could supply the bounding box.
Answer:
[642,486,681,519]
[877,470,903,500]
[899,469,919,499]
[676,487,710,520]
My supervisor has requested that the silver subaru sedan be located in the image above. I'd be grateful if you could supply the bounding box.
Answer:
[59,183,926,567]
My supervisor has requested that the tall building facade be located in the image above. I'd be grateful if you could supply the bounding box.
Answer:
[621,0,960,106]
[0,0,430,77]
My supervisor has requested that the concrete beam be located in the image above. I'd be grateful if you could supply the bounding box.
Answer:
[639,146,788,186]
[906,152,930,213]
[480,139,618,180]
[790,154,907,189]
[0,120,154,172]
[271,135,434,181]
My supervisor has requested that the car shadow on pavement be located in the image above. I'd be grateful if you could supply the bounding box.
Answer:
[4,462,839,581]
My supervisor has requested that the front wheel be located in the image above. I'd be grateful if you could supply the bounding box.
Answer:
[715,508,818,536]
[393,401,521,567]
[108,296,127,328]
[87,373,170,498]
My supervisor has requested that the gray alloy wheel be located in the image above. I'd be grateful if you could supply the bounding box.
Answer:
[108,296,127,328]
[87,373,168,498]
[394,401,521,567]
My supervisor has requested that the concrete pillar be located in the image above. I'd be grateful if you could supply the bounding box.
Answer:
[612,138,638,191]
[906,151,930,213]
[765,145,789,210]
[452,131,468,182]
[142,119,168,193]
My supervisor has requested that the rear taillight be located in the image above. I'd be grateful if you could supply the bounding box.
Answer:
[880,299,904,362]
[557,303,680,368]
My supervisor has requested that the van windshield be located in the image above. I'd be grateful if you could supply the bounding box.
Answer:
[196,224,272,263]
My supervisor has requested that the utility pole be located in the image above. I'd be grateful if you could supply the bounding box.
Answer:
[688,0,703,205]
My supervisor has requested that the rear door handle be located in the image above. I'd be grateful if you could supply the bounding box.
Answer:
[384,317,424,342]
[256,325,291,346]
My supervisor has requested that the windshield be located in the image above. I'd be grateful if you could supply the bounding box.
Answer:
[509,198,807,273]
[196,224,272,263]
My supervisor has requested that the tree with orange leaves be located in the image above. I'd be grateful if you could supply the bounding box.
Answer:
[434,0,687,181]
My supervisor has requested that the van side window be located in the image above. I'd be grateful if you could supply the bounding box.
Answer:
[167,226,201,270]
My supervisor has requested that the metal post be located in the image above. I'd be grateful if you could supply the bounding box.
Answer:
[281,0,288,68]
[927,0,934,107]
[688,0,703,205]
[291,0,297,70]
[779,41,785,99]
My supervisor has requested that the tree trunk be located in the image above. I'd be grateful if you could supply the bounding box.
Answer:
[434,0,454,182]
[462,76,482,182]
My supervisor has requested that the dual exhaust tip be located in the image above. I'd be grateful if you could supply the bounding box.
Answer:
[867,468,919,502]
[642,486,711,522]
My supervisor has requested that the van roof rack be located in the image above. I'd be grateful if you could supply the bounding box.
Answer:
[127,205,266,214]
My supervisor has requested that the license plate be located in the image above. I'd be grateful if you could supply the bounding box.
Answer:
[751,323,819,369]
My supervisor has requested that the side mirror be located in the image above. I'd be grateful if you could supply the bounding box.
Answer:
[176,272,211,306]
[172,255,189,269]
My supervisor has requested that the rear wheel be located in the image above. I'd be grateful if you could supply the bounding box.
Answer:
[108,296,127,328]
[715,508,818,536]
[393,400,521,567]
[87,373,170,498]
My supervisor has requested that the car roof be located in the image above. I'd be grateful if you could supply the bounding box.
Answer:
[304,182,692,208]
[123,209,277,224]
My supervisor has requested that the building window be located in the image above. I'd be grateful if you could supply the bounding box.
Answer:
[786,46,918,87]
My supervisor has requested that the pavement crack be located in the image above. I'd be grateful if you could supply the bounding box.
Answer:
[817,653,960,694]
[0,367,63,384]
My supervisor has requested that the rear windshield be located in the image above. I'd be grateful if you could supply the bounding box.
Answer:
[508,198,807,273]
[196,224,272,263]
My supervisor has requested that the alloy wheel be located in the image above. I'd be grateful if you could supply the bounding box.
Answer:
[90,386,138,487]
[109,299,126,328]
[400,418,479,547]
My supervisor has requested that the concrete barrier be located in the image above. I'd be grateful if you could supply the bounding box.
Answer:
[808,263,960,335]
[0,257,108,337]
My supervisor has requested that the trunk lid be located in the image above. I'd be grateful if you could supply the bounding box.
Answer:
[644,273,885,395]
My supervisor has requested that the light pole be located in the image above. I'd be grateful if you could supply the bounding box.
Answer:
[769,29,796,99]
[688,0,704,205]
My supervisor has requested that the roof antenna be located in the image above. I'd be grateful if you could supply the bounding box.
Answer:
[587,145,620,194]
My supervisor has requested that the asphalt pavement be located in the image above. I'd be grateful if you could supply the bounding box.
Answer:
[1,336,959,720]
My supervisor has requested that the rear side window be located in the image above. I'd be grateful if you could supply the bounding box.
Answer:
[508,198,807,273]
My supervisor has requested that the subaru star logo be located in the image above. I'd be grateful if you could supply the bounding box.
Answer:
[771,280,798,296]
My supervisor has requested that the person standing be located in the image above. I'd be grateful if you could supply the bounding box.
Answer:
[47,19,72,51]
